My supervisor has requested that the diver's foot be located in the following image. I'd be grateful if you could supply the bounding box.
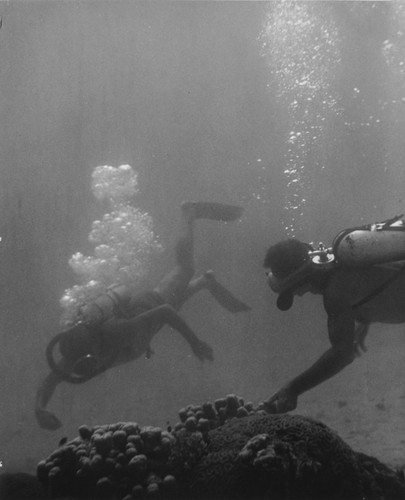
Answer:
[35,409,62,431]
[181,202,243,222]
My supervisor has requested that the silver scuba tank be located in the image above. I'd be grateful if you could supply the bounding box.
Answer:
[332,215,405,267]
[78,283,131,325]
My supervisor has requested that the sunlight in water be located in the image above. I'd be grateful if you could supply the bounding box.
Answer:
[376,3,405,212]
[382,3,405,105]
[261,1,341,236]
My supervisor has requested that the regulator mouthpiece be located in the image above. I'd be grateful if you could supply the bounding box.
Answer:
[267,242,336,311]
[277,292,294,311]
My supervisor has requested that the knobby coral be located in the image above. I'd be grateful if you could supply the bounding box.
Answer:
[36,395,405,500]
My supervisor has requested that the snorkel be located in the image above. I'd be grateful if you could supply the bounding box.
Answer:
[266,243,336,311]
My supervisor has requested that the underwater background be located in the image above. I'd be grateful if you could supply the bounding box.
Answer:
[1,0,405,475]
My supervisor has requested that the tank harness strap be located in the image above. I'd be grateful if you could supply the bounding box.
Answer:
[107,288,130,319]
[379,213,404,229]
[352,262,405,310]
[90,302,108,323]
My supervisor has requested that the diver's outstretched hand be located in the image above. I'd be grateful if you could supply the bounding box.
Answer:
[35,408,62,431]
[191,338,214,362]
[261,386,297,414]
[354,321,369,357]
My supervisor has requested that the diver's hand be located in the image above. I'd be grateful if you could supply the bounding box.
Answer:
[191,339,214,362]
[35,408,62,430]
[354,336,367,357]
[262,386,298,414]
[354,322,369,357]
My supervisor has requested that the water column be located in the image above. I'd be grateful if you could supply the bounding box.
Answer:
[379,3,405,216]
[261,1,341,237]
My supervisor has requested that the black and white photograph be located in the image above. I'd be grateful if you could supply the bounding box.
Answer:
[1,1,405,499]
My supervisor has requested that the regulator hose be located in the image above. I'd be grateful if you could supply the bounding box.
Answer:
[46,331,106,384]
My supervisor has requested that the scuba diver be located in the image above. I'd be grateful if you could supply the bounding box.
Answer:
[262,215,405,414]
[35,201,250,430]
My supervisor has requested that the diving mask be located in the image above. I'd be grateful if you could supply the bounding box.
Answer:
[267,243,335,310]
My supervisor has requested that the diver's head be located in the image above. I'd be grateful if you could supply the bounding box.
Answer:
[264,239,313,311]
[46,325,107,384]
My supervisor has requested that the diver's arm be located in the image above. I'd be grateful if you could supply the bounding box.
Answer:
[292,309,356,393]
[156,304,214,361]
[113,305,214,362]
[265,307,356,413]
[141,304,214,361]
[35,370,63,430]
[184,271,251,312]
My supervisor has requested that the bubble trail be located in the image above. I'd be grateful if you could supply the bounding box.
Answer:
[60,164,163,326]
[261,1,341,236]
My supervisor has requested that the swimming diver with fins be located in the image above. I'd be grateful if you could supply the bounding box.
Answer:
[35,201,250,430]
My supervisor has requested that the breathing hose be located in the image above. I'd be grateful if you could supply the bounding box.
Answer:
[46,331,107,384]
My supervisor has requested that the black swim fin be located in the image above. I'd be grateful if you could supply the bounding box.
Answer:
[205,273,251,312]
[182,201,243,222]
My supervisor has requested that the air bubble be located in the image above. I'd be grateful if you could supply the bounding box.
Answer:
[60,165,163,326]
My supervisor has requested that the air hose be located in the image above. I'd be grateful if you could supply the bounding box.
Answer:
[46,331,107,384]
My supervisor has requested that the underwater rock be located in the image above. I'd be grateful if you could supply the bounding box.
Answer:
[37,394,405,500]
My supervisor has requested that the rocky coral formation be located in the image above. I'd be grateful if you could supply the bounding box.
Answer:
[36,394,405,500]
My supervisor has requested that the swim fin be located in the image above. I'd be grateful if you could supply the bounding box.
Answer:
[182,201,244,221]
[205,273,251,312]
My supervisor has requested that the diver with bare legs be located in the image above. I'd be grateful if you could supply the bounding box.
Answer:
[35,201,249,430]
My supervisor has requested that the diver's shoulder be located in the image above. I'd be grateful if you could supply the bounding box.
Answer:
[326,263,403,294]
[332,262,403,278]
[323,267,367,300]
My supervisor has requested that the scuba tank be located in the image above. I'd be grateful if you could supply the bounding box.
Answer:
[47,284,132,383]
[268,242,335,296]
[268,215,405,311]
[332,214,405,267]
[77,283,132,325]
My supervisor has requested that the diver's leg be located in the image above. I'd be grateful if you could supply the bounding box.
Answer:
[184,271,251,312]
[155,202,244,309]
[35,370,64,430]
[153,203,197,308]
